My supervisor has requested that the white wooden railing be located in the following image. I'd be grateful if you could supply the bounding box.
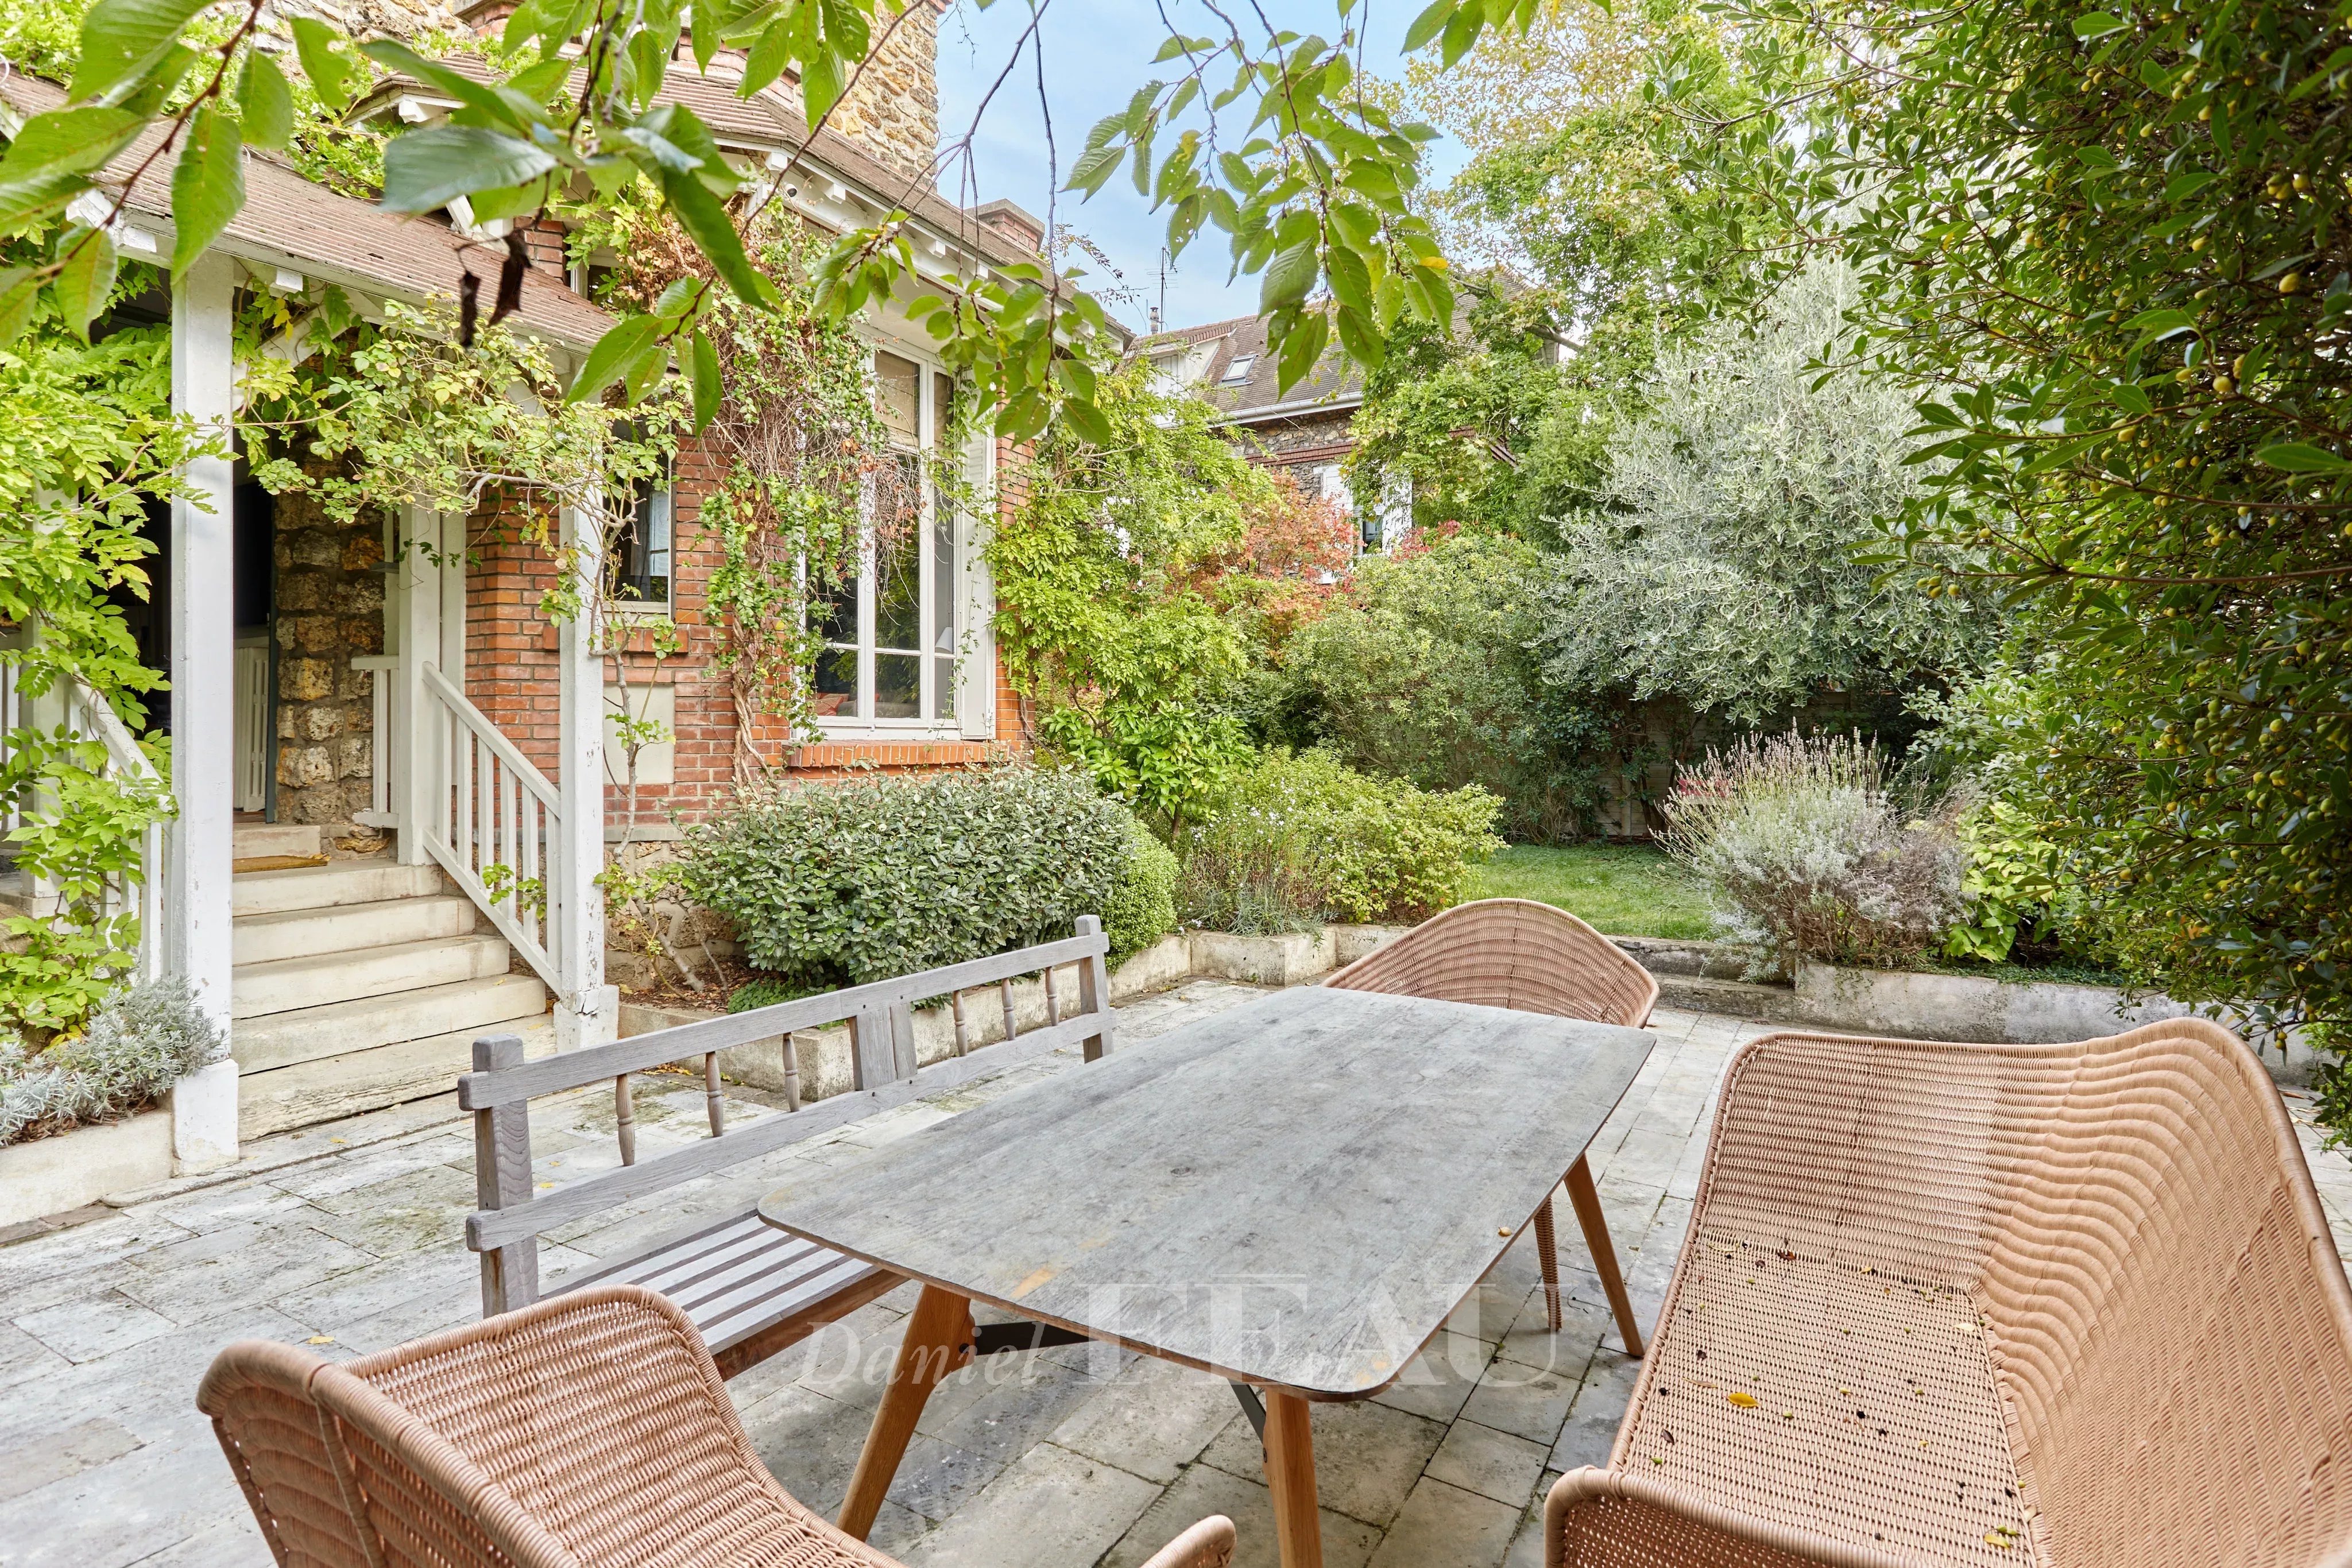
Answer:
[0,664,167,981]
[417,662,561,992]
[350,654,399,829]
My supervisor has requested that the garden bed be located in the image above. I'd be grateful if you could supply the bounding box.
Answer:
[0,1108,173,1229]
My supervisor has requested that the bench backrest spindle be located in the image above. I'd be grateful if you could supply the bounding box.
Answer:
[779,1035,802,1111]
[1043,964,1060,1027]
[615,1074,636,1166]
[471,1032,540,1315]
[950,991,970,1056]
[703,1052,724,1136]
[999,977,1017,1042]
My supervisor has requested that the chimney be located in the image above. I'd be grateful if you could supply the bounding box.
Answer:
[971,199,1046,256]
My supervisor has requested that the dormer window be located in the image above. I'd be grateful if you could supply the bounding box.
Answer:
[1218,354,1255,386]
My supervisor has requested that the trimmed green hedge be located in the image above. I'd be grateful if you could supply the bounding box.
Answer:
[1103,816,1179,960]
[1181,749,1505,931]
[680,765,1139,989]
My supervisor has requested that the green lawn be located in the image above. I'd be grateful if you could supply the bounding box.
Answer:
[1461,843,1719,939]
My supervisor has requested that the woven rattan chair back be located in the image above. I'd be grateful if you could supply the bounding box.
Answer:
[1570,1017,2352,1568]
[204,1287,1236,1568]
[199,1339,386,1568]
[1326,897,1659,1028]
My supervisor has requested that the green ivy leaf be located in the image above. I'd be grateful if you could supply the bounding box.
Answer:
[170,103,243,281]
[238,51,295,150]
[381,125,556,213]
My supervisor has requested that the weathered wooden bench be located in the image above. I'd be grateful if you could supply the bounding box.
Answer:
[458,917,1114,1377]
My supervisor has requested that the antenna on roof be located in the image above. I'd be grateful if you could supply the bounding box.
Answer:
[1157,247,1169,334]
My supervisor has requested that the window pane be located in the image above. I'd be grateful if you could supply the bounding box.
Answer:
[933,371,956,443]
[931,495,956,655]
[875,653,919,718]
[812,566,858,646]
[611,482,672,606]
[875,350,920,446]
[875,458,922,653]
[813,644,858,717]
[932,657,955,722]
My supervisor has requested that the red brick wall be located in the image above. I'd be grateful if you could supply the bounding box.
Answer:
[459,432,1026,828]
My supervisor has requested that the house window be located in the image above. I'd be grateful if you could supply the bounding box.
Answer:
[1218,353,1255,386]
[610,471,673,611]
[810,349,968,730]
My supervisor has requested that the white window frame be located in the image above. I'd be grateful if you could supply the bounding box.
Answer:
[811,336,985,740]
[607,463,675,618]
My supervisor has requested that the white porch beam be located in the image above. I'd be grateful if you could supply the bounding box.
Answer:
[167,251,239,1171]
[554,504,613,1051]
[394,506,443,865]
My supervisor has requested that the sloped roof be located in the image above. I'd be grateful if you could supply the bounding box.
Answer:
[1139,310,1364,423]
[358,52,1053,281]
[0,68,611,351]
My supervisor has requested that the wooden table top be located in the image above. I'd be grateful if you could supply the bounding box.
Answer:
[757,984,1654,1399]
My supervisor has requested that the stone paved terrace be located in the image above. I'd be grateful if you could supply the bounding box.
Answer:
[3,979,2349,1568]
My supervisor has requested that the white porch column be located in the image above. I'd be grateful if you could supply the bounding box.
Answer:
[167,251,239,1171]
[553,503,613,1050]
[394,506,439,866]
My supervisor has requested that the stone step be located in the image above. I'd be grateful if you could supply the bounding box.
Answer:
[232,860,448,919]
[233,973,549,1074]
[231,893,477,967]
[232,934,513,1020]
[238,1017,558,1141]
[233,823,323,860]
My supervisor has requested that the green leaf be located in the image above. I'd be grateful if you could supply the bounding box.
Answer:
[570,315,661,403]
[238,51,295,150]
[1260,238,1318,311]
[0,107,144,180]
[1402,0,1458,52]
[380,125,556,212]
[71,0,207,104]
[0,268,43,349]
[658,165,778,308]
[51,224,118,340]
[1274,307,1329,392]
[2163,171,2218,202]
[2107,382,2153,416]
[1066,142,1123,195]
[0,166,94,234]
[170,103,243,281]
[289,17,359,115]
[690,328,722,431]
[1061,394,1112,447]
[2255,442,2352,474]
[2072,11,2127,37]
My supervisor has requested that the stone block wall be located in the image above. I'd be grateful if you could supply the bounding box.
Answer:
[273,488,385,825]
[831,0,941,181]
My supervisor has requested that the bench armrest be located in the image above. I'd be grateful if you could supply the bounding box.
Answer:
[1544,1469,1915,1568]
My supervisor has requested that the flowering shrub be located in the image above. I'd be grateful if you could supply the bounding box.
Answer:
[1662,731,1964,977]
[1181,750,1504,931]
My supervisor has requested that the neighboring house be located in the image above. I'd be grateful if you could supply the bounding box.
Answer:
[0,3,1080,1163]
[1138,312,1411,551]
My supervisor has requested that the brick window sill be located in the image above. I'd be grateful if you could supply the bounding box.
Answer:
[788,739,1008,770]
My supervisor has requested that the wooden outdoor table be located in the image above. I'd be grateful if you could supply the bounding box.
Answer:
[756,983,1655,1568]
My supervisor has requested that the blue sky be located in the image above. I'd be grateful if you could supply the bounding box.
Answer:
[931,1,1467,335]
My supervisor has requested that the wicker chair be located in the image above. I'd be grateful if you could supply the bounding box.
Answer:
[1327,897,1660,1344]
[199,1284,1237,1568]
[1545,1019,2352,1567]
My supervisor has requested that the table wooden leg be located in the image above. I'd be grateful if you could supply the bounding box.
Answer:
[1565,1154,1644,1358]
[1262,1388,1323,1568]
[1531,1195,1564,1332]
[839,1283,973,1539]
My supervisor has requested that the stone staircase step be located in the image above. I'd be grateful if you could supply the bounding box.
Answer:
[232,861,447,919]
[233,934,513,1020]
[233,823,323,860]
[233,973,549,1074]
[232,893,477,967]
[238,1017,558,1141]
